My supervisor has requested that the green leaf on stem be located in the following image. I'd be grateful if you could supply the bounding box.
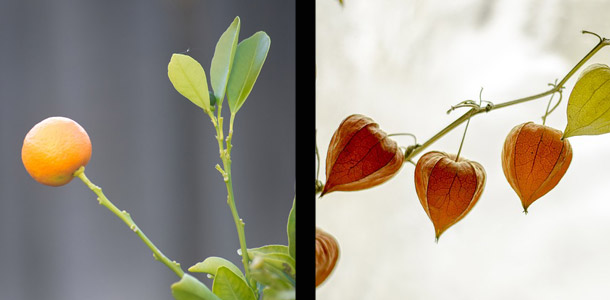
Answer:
[212,266,257,300]
[241,246,295,279]
[242,245,289,257]
[262,287,295,300]
[188,256,245,281]
[171,274,220,300]
[256,253,295,278]
[227,31,271,113]
[249,256,295,291]
[168,54,211,112]
[564,63,610,138]
[287,197,295,259]
[211,17,240,107]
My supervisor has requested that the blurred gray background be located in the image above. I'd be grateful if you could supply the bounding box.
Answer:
[0,1,294,299]
[317,0,610,299]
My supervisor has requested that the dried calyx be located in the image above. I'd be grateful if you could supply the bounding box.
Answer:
[322,114,404,196]
[414,151,486,240]
[502,122,572,212]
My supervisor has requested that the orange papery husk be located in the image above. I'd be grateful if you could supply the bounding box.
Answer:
[414,151,486,239]
[316,228,340,287]
[501,122,572,212]
[322,114,404,196]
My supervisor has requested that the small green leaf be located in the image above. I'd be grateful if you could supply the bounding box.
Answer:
[227,31,271,113]
[168,54,211,112]
[564,63,610,138]
[287,197,295,259]
[211,17,240,106]
[256,253,295,279]
[262,287,295,300]
[243,245,289,257]
[249,256,294,290]
[171,274,220,300]
[189,256,245,281]
[212,267,257,300]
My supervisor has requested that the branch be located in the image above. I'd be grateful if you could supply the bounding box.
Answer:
[316,31,609,195]
[404,32,610,162]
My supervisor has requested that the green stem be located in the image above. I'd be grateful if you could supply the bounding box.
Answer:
[454,116,472,162]
[404,36,609,162]
[541,91,556,126]
[74,167,185,278]
[212,111,254,291]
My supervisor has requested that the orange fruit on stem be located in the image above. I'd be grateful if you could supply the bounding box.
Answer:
[22,116,92,186]
[316,227,340,287]
[501,122,572,212]
[322,114,404,196]
[414,151,486,240]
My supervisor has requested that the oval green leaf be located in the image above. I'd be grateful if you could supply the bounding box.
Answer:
[211,16,240,106]
[188,256,245,281]
[171,274,221,300]
[168,53,211,112]
[212,266,256,300]
[250,256,294,290]
[227,31,271,113]
[287,197,295,259]
[564,63,610,138]
[256,253,295,279]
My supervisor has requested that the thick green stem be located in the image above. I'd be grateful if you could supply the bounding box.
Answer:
[74,167,185,278]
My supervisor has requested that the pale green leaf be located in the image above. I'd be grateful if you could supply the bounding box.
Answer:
[249,256,294,290]
[227,31,271,113]
[262,287,295,300]
[564,63,610,138]
[255,253,295,279]
[168,54,211,112]
[242,245,289,257]
[287,197,295,259]
[171,274,220,300]
[212,267,256,300]
[188,256,245,281]
[242,246,294,279]
[211,17,240,106]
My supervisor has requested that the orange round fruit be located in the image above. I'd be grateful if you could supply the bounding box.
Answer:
[22,116,92,186]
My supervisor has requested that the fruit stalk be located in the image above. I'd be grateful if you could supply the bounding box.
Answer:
[74,167,185,278]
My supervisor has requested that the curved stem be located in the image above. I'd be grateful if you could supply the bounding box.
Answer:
[404,36,609,161]
[387,133,418,144]
[74,167,185,278]
[541,91,556,126]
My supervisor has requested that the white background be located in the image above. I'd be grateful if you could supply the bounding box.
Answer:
[316,0,610,299]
